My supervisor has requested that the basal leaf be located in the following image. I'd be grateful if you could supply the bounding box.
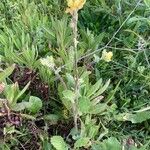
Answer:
[78,97,91,114]
[115,111,150,123]
[14,82,30,102]
[123,111,150,123]
[92,137,121,150]
[86,78,102,98]
[0,65,15,82]
[12,102,28,111]
[26,96,42,114]
[51,136,68,150]
[74,137,90,149]
[91,79,110,99]
[62,90,76,103]
[90,103,108,115]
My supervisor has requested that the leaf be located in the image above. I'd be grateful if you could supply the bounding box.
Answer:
[78,97,91,114]
[58,84,72,110]
[62,90,76,103]
[0,144,10,150]
[88,125,99,139]
[107,80,121,103]
[86,78,102,98]
[144,0,150,7]
[123,111,150,123]
[66,73,75,87]
[91,79,110,99]
[92,137,121,150]
[90,103,108,115]
[0,65,15,82]
[14,82,30,102]
[51,136,68,150]
[26,96,42,114]
[42,140,52,150]
[103,137,121,150]
[4,83,18,105]
[12,102,28,111]
[134,106,150,113]
[115,111,150,123]
[74,137,90,148]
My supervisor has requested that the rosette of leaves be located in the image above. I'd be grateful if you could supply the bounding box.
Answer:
[0,65,42,115]
[59,69,114,116]
[3,82,42,114]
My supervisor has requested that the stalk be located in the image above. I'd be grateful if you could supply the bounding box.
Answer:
[71,10,79,131]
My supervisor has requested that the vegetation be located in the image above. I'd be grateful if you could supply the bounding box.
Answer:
[0,0,150,149]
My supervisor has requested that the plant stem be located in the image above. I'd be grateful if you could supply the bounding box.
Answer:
[71,10,79,131]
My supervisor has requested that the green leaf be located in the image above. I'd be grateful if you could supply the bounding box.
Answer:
[87,78,102,98]
[74,137,90,148]
[92,137,121,150]
[62,90,76,103]
[26,96,42,114]
[58,84,72,110]
[4,85,15,105]
[90,103,108,115]
[14,82,30,102]
[88,125,99,139]
[12,102,28,111]
[4,83,19,106]
[0,144,10,150]
[42,140,52,150]
[51,136,68,150]
[103,137,121,150]
[144,0,150,7]
[66,73,75,87]
[91,79,110,99]
[0,65,15,82]
[122,111,150,123]
[107,80,121,103]
[78,97,91,114]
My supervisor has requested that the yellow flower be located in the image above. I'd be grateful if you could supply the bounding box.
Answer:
[66,0,86,14]
[101,49,113,62]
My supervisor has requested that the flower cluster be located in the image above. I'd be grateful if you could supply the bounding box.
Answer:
[66,0,86,14]
[101,49,113,62]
